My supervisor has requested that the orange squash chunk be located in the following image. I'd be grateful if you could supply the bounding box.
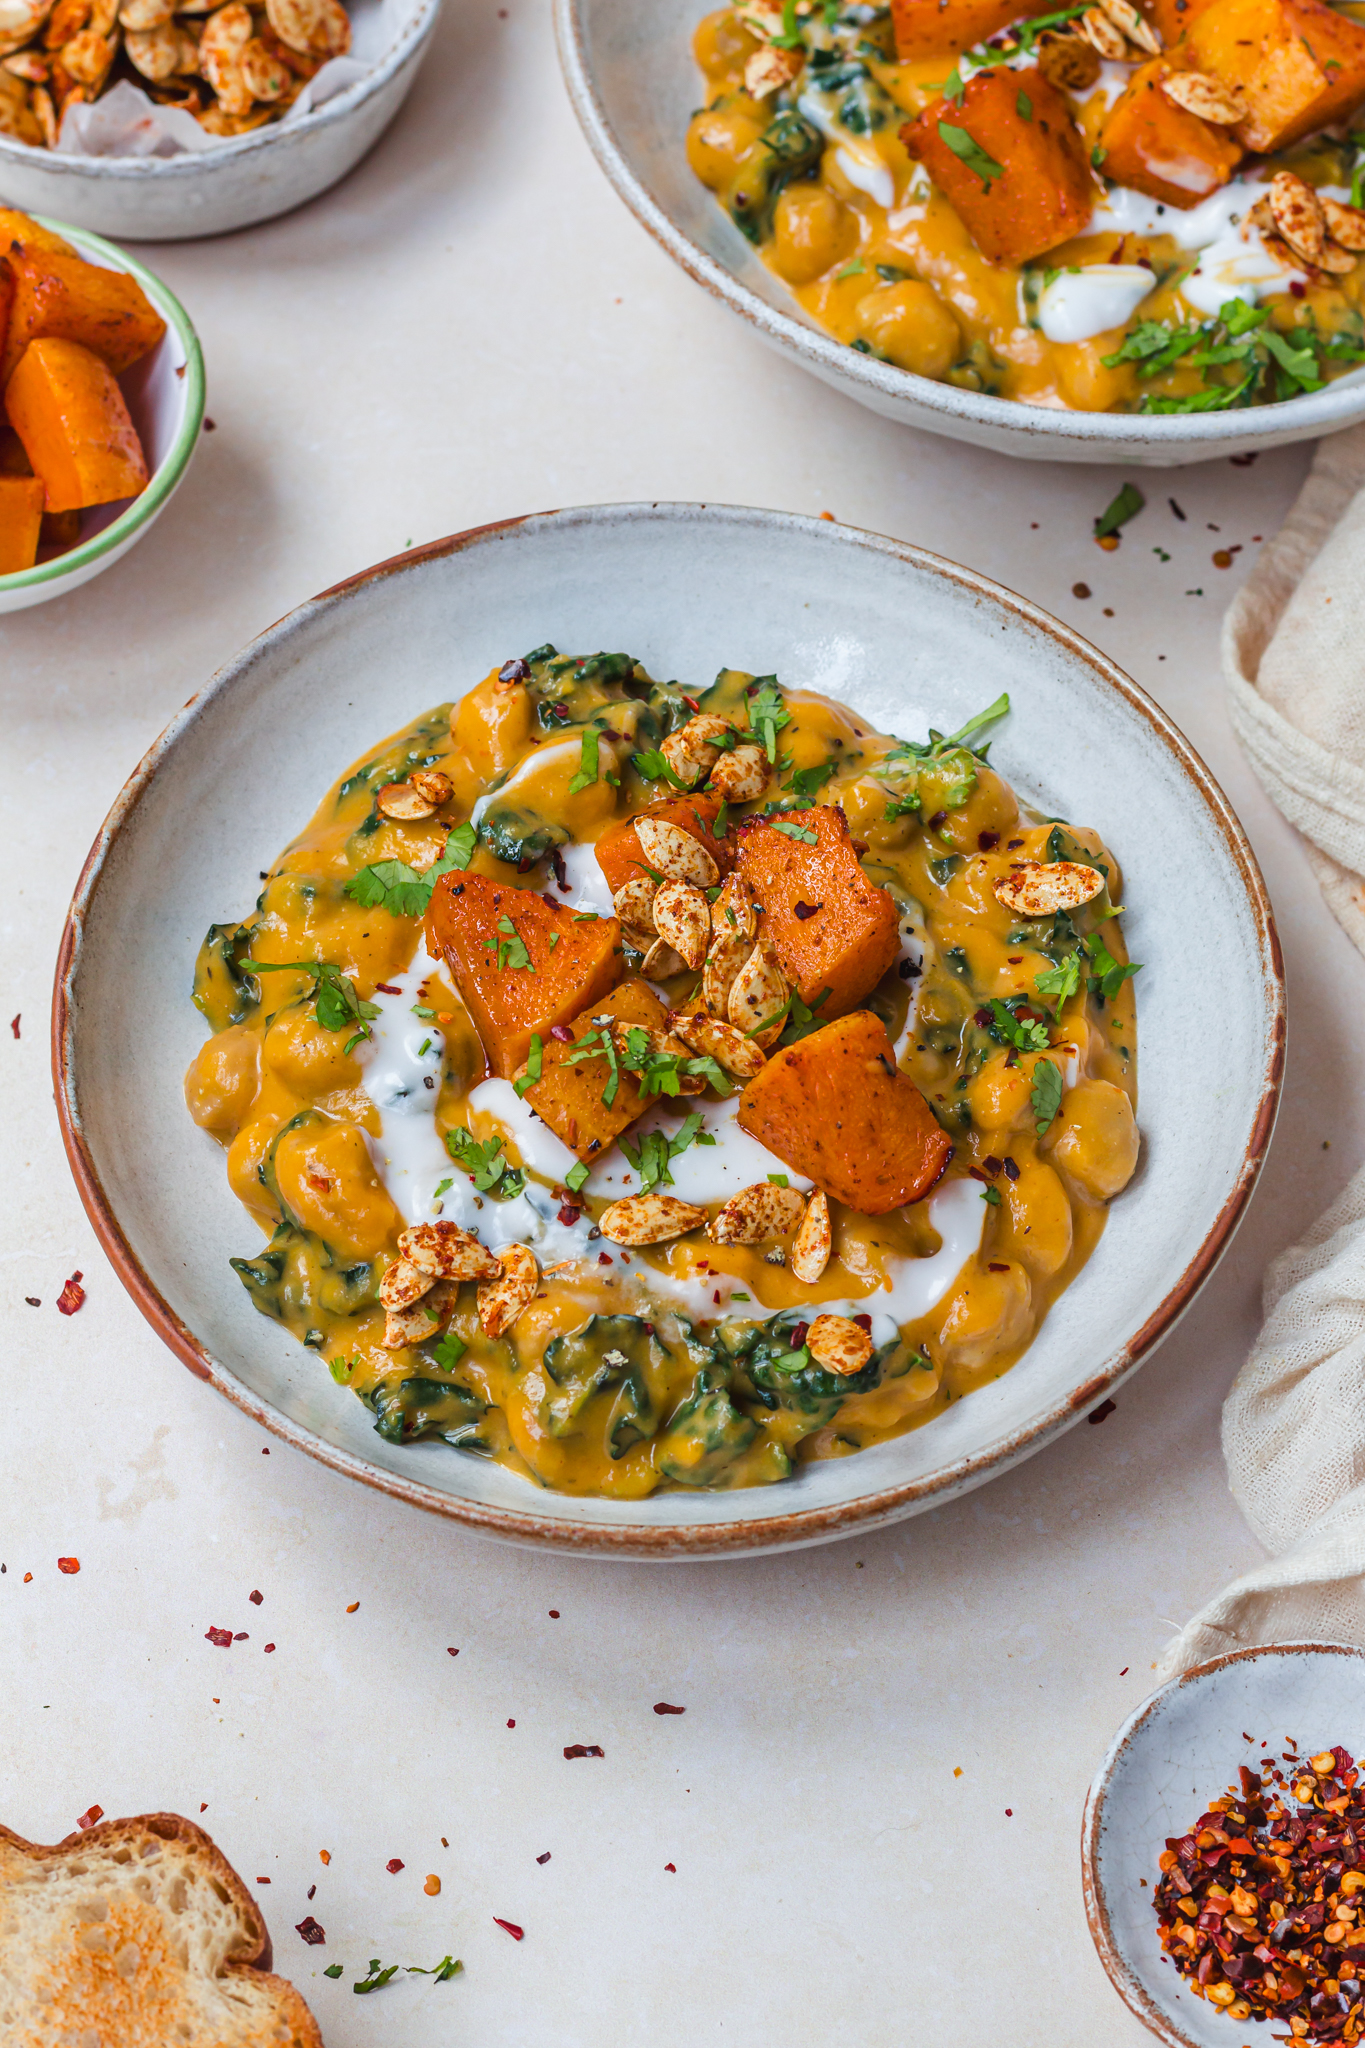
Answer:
[0,473,43,573]
[1146,0,1218,40]
[1099,58,1242,207]
[517,978,671,1162]
[1186,0,1365,152]
[904,67,1095,265]
[891,0,1025,60]
[5,338,148,514]
[426,871,622,1080]
[737,1012,953,1214]
[735,805,899,1019]
[0,210,79,262]
[0,241,166,391]
[595,793,734,896]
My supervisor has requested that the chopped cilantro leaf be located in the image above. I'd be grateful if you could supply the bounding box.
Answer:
[746,680,791,763]
[986,998,1050,1053]
[569,726,601,794]
[513,1032,544,1097]
[1030,1058,1064,1136]
[1034,953,1081,1014]
[770,819,818,844]
[937,121,1003,187]
[346,821,475,918]
[1093,482,1144,540]
[444,1125,524,1197]
[241,958,380,1053]
[431,1329,468,1371]
[565,1160,590,1194]
[633,748,686,788]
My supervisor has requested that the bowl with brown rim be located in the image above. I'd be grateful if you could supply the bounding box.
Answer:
[555,0,1365,466]
[1083,1642,1365,2044]
[52,501,1284,1556]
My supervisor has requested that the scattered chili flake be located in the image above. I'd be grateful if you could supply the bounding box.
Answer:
[257,1877,271,1884]
[654,1703,685,1715]
[564,1744,604,1759]
[424,1874,441,1895]
[852,1314,872,1333]
[76,1805,103,1830]
[386,1858,404,1873]
[56,1273,85,1315]
[1072,582,1091,599]
[1212,550,1233,569]
[264,1643,275,1653]
[23,1573,31,1583]
[537,1852,551,1864]
[494,1918,524,1940]
[205,1626,233,1647]
[665,1862,676,1872]
[308,1885,315,1900]
[598,1252,613,1266]
[953,1767,963,1778]
[549,1022,574,1042]
[375,982,402,995]
[1088,1399,1117,1425]
[1005,1809,1013,1817]
[57,1557,79,1574]
[793,900,821,920]
[447,1647,459,1656]
[296,1916,326,1945]
[200,1803,208,1812]
[507,1719,516,1728]
[25,1296,39,1306]
[346,1602,359,1613]
[557,1204,581,1226]
[233,1632,248,1640]
[249,1590,263,1605]
[978,830,1000,851]
[1003,1157,1020,1182]
[790,1321,809,1350]
[987,1262,1010,1273]
[9,1015,18,1038]
[1121,1667,1128,1676]
[320,1850,331,1864]
[549,1610,560,1618]
[1154,1741,1365,2036]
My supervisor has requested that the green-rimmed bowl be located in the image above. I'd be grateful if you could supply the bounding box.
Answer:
[0,217,203,613]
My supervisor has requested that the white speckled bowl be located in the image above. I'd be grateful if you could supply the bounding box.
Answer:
[54,504,1284,1555]
[555,0,1365,465]
[0,219,203,614]
[1084,1643,1365,2044]
[0,0,439,242]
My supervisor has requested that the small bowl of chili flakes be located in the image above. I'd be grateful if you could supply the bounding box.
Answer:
[1083,1642,1365,2048]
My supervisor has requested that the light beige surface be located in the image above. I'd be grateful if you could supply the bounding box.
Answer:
[2,4,1362,2043]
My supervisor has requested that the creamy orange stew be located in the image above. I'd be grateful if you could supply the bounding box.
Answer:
[185,649,1139,1497]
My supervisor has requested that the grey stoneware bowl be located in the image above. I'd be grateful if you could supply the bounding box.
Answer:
[1083,1642,1365,2045]
[53,503,1284,1558]
[556,0,1365,466]
[0,0,439,241]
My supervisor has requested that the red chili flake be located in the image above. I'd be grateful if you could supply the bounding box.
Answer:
[56,1273,85,1316]
[499,657,530,684]
[257,1877,270,1884]
[790,1322,808,1350]
[563,1744,604,1759]
[264,1643,275,1652]
[386,1858,404,1873]
[978,831,1000,851]
[296,1916,325,1944]
[664,1862,676,1872]
[507,1719,516,1728]
[1290,278,1307,298]
[447,1647,459,1656]
[494,1917,524,1940]
[598,1252,613,1266]
[682,694,701,712]
[1003,1157,1020,1182]
[307,1884,316,1900]
[1088,1399,1117,1425]
[233,1631,248,1640]
[25,1296,39,1306]
[76,1805,103,1830]
[982,1156,1002,1176]
[537,1852,551,1864]
[793,900,821,920]
[1120,1668,1128,1676]
[926,811,947,831]
[557,1205,581,1226]
[973,1006,993,1028]
[987,1262,1010,1273]
[249,1590,263,1605]
[550,846,570,892]
[1005,1808,1013,1817]
[57,1557,80,1574]
[200,1803,208,1812]
[548,1610,560,1618]
[9,1015,18,1038]
[654,1703,685,1715]
[205,1626,233,1647]
[852,1314,872,1333]
[713,1289,721,1305]
[375,982,402,995]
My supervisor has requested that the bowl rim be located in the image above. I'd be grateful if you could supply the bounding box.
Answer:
[1080,1639,1365,2046]
[0,0,439,185]
[0,217,205,595]
[50,503,1286,1556]
[553,0,1365,450]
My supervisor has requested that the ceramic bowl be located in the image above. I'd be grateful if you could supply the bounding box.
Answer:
[1083,1642,1365,2044]
[0,0,439,242]
[53,503,1284,1557]
[0,219,203,615]
[555,0,1365,467]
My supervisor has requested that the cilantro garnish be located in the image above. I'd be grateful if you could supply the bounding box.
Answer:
[784,759,837,802]
[324,1963,344,1978]
[981,1183,1002,1205]
[770,819,819,844]
[513,1033,544,1097]
[986,998,1050,1054]
[1031,1059,1064,1136]
[346,821,477,917]
[407,1957,464,1981]
[329,1354,358,1383]
[621,1111,715,1196]
[354,1960,400,1994]
[569,727,601,794]
[484,914,533,972]
[563,1021,623,1107]
[937,121,1003,188]
[1034,953,1081,1014]
[444,1125,524,1197]
[434,1177,453,1196]
[1103,297,1362,413]
[770,0,804,46]
[1094,482,1144,541]
[767,1172,790,1187]
[242,958,380,1055]
[632,748,686,788]
[747,679,791,763]
[1086,932,1142,1003]
[565,1160,590,1194]
[431,1329,467,1371]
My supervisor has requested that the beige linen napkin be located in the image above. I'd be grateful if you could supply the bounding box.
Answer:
[1160,423,1365,1676]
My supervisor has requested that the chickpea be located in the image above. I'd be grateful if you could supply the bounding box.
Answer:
[968,1048,1036,1134]
[274,1119,403,1261]
[686,101,765,191]
[854,280,962,380]
[1046,1080,1140,1201]
[263,1005,360,1097]
[996,1159,1073,1279]
[938,1259,1032,1371]
[927,765,1021,854]
[1056,341,1135,414]
[693,7,759,77]
[184,1024,260,1135]
[839,773,917,851]
[449,667,534,799]
[771,183,853,284]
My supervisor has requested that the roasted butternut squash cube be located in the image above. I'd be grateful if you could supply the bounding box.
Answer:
[891,0,1026,61]
[735,804,900,1018]
[904,67,1096,265]
[426,871,622,1080]
[0,210,79,262]
[737,1012,953,1213]
[1099,59,1242,206]
[5,338,148,514]
[0,473,43,574]
[595,793,734,897]
[0,242,166,391]
[517,978,671,1161]
[1145,0,1218,40]
[1186,0,1365,152]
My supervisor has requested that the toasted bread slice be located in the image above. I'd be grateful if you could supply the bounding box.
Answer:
[0,1812,322,2047]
